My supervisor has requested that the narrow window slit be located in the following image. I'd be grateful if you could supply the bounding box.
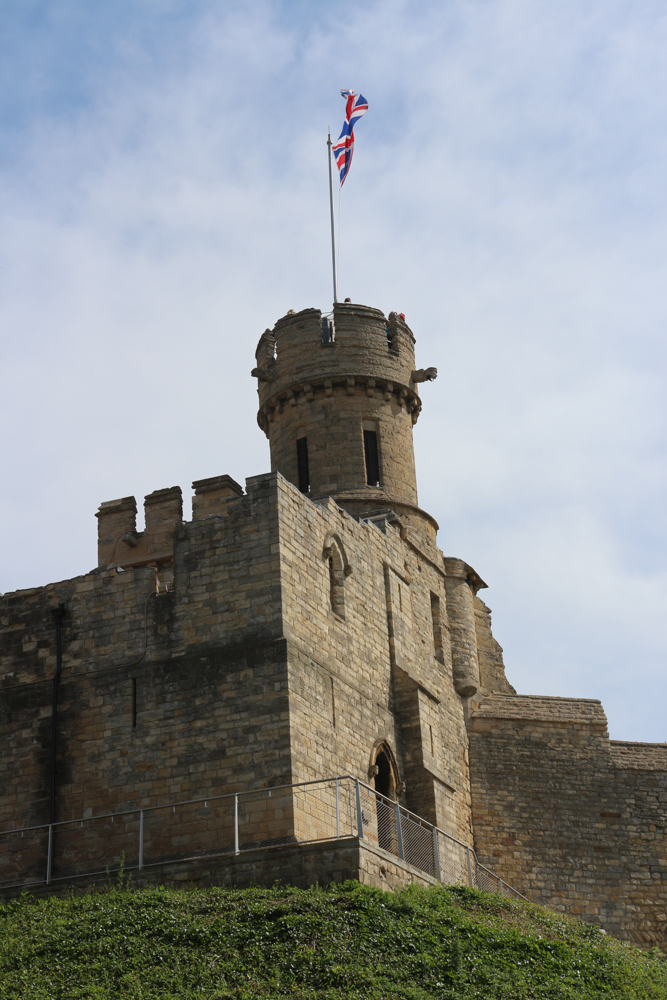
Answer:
[430,593,443,662]
[363,429,380,486]
[297,437,310,494]
[131,677,137,728]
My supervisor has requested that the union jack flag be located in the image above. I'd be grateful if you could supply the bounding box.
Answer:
[332,90,369,186]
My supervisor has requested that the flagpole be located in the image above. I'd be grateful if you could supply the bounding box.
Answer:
[327,129,338,304]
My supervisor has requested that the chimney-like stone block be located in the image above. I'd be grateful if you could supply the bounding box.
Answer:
[95,497,137,567]
[192,475,244,519]
[443,558,481,699]
[144,487,183,529]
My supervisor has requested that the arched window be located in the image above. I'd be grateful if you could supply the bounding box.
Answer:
[328,544,345,618]
[323,534,350,619]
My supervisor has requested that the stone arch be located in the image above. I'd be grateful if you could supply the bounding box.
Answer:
[322,534,351,619]
[322,533,351,575]
[368,740,401,801]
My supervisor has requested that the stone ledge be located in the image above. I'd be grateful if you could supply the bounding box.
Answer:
[0,837,436,902]
[610,741,667,771]
[469,694,608,727]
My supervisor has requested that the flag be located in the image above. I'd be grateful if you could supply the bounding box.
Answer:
[332,90,368,186]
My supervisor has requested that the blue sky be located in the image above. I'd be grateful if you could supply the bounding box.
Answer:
[1,0,665,741]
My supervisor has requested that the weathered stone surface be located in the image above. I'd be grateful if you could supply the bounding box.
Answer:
[0,838,435,901]
[0,300,664,950]
[468,695,667,949]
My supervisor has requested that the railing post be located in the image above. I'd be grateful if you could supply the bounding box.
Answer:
[432,826,441,882]
[335,778,340,839]
[498,876,503,895]
[466,846,474,889]
[138,810,144,871]
[354,780,364,839]
[46,823,53,885]
[395,802,404,861]
[234,794,239,855]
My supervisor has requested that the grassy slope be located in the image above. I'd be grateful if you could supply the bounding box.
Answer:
[0,881,665,999]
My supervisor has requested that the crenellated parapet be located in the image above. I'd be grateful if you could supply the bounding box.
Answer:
[254,304,427,436]
[96,476,244,589]
[252,302,438,541]
[96,487,182,590]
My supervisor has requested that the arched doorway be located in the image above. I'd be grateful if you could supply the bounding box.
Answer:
[374,748,394,799]
[371,743,399,852]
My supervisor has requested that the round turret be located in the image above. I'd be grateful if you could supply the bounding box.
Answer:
[252,301,438,540]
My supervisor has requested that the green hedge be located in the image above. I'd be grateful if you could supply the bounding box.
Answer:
[1,880,665,998]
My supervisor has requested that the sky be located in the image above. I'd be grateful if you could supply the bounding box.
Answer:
[0,0,665,742]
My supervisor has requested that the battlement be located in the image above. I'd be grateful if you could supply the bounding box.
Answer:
[253,302,439,541]
[254,303,426,436]
[96,475,244,588]
[3,294,665,950]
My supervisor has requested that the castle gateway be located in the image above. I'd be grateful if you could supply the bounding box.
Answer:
[1,302,665,949]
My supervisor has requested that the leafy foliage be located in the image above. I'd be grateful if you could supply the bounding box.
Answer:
[0,882,664,998]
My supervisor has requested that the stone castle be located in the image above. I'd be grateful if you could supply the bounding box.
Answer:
[1,301,665,949]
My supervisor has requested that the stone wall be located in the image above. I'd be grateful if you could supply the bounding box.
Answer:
[1,837,435,902]
[0,474,290,832]
[273,476,473,844]
[467,694,667,949]
[2,292,664,949]
[0,470,481,853]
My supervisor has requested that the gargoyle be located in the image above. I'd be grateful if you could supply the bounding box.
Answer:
[411,367,438,383]
[251,367,276,383]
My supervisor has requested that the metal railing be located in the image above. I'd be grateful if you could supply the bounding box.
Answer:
[0,776,527,901]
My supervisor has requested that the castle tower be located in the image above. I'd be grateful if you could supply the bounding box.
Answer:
[253,301,438,542]
[2,297,666,946]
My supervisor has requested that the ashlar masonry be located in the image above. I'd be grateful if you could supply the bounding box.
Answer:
[1,301,664,949]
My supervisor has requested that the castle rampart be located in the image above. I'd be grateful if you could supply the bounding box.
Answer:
[468,694,667,948]
[1,299,665,950]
